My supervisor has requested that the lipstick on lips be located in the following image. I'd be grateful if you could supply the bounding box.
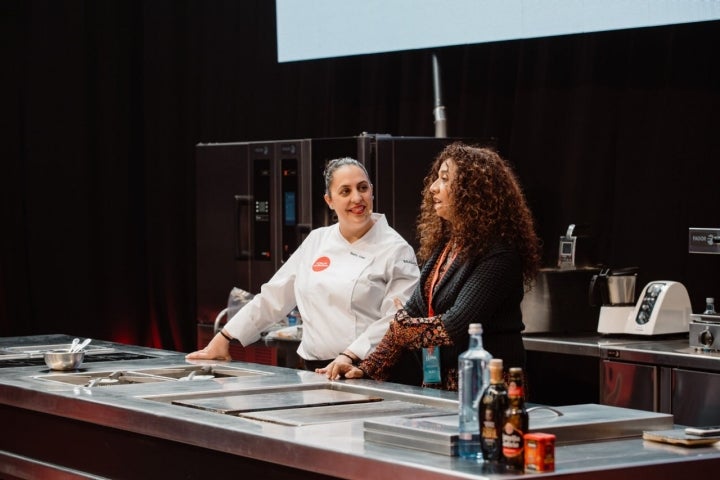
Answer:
[350,205,366,215]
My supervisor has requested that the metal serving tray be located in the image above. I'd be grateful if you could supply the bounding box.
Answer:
[364,403,674,456]
[34,364,268,387]
[172,389,383,414]
[239,400,451,426]
[146,382,457,426]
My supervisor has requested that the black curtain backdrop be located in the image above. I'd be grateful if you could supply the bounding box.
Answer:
[2,1,719,352]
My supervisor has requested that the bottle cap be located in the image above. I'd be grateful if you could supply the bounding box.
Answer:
[508,367,523,377]
[468,323,483,334]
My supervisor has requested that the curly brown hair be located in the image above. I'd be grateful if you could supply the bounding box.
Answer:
[416,142,541,290]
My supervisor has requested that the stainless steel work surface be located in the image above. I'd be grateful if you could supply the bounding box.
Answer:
[2,334,720,480]
[0,334,177,368]
[521,333,684,357]
[34,364,268,387]
[0,343,116,356]
[600,338,720,371]
[131,364,268,379]
[172,388,383,414]
[527,403,673,443]
[364,414,460,456]
[363,403,674,456]
[240,399,452,426]
[523,333,720,373]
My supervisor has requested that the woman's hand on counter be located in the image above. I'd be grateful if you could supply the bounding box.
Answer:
[185,331,232,362]
[316,356,365,380]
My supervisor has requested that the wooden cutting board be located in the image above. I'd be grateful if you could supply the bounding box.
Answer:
[643,429,720,446]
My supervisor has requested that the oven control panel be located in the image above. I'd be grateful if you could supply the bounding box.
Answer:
[626,281,691,335]
[690,315,720,351]
[634,282,665,325]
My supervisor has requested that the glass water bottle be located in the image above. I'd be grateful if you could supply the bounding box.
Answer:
[458,323,493,460]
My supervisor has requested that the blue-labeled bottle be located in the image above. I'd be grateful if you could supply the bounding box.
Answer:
[458,323,493,460]
[287,307,301,326]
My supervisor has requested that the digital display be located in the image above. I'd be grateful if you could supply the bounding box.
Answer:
[253,157,272,261]
[284,192,296,226]
[255,201,269,214]
[557,236,576,268]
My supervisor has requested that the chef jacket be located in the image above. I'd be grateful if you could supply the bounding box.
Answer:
[224,213,420,361]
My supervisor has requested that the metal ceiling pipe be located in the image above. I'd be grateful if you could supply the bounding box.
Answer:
[432,52,447,138]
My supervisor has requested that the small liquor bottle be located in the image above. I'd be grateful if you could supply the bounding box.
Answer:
[501,367,529,471]
[480,358,508,464]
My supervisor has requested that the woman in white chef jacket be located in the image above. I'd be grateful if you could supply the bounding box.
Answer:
[186,157,420,371]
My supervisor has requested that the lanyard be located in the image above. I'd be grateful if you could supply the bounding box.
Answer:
[423,241,457,384]
[427,242,457,317]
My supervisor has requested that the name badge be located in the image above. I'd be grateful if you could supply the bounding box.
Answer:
[422,347,442,384]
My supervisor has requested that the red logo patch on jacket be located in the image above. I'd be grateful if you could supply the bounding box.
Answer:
[312,256,330,272]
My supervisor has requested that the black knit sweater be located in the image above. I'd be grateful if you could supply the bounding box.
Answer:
[388,242,526,386]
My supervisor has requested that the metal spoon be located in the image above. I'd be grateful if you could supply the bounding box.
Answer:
[73,338,92,352]
[68,338,79,353]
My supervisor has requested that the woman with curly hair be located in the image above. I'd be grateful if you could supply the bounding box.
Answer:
[318,142,541,390]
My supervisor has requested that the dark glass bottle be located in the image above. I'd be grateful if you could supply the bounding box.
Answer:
[501,367,529,471]
[480,358,508,463]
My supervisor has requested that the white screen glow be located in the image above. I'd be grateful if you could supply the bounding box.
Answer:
[276,0,720,62]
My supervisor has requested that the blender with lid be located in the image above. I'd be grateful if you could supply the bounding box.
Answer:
[589,267,639,334]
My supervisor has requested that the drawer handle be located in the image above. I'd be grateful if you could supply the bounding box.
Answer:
[527,406,564,417]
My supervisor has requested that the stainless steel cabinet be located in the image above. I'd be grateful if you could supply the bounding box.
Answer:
[601,360,657,412]
[601,360,720,426]
[672,368,720,426]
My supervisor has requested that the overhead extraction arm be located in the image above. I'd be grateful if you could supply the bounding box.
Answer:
[432,52,447,138]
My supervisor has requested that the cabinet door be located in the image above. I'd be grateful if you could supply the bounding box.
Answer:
[601,360,657,411]
[672,368,720,426]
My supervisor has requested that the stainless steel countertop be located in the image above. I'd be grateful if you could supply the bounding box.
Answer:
[2,334,720,479]
[522,332,644,357]
[523,332,720,371]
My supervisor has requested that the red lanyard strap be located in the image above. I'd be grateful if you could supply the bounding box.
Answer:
[427,243,457,317]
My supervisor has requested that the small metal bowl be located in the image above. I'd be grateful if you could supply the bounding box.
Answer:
[44,350,85,371]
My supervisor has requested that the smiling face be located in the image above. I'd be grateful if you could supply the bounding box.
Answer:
[324,164,374,242]
[429,158,456,222]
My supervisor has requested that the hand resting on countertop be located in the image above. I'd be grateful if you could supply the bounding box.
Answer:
[185,330,232,362]
[317,358,365,381]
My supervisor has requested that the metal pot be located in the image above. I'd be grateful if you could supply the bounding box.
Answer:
[44,350,85,370]
[589,267,639,306]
